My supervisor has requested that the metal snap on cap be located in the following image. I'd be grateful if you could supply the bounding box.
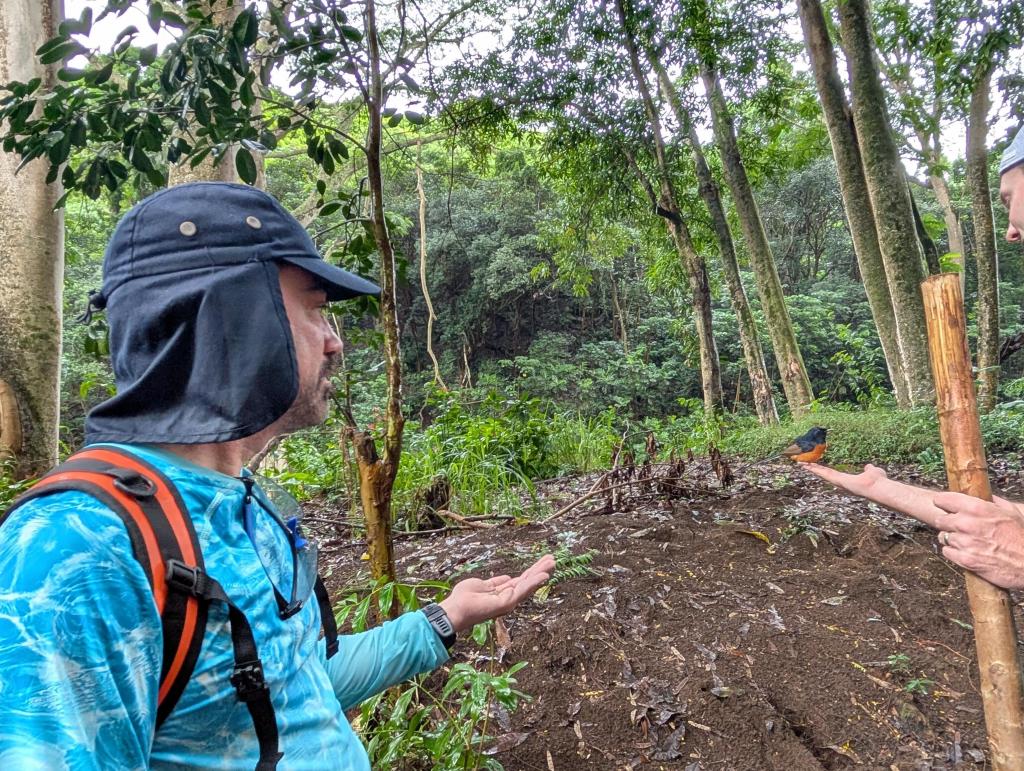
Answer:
[246,216,262,229]
[179,221,197,237]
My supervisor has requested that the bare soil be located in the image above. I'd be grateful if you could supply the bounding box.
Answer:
[316,456,1024,770]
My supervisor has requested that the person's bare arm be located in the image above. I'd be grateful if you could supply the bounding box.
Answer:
[801,462,1024,589]
[800,463,950,526]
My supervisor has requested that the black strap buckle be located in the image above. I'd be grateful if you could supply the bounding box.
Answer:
[111,470,157,498]
[230,660,270,703]
[166,559,207,598]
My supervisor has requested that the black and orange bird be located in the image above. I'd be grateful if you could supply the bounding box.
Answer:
[781,426,828,463]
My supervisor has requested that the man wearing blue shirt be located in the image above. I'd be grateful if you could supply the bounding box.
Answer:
[0,182,554,770]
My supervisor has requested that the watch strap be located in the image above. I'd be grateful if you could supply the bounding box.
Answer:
[421,603,456,650]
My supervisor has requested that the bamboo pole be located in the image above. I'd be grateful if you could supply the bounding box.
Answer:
[921,273,1024,768]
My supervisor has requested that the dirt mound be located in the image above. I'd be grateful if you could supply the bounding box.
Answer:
[319,459,1018,769]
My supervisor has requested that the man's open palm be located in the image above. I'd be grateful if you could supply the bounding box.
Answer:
[439,555,555,633]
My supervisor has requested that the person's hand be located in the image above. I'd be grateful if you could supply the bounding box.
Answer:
[799,461,1024,590]
[931,492,1024,590]
[799,462,890,497]
[439,555,555,634]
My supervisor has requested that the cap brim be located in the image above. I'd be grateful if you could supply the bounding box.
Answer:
[279,256,380,301]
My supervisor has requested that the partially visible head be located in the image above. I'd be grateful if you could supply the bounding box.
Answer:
[999,126,1024,244]
[84,182,378,446]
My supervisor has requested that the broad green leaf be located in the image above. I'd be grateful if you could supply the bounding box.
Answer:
[39,40,86,65]
[139,44,158,66]
[235,146,258,184]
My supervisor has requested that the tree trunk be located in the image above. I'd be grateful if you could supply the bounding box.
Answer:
[349,0,401,610]
[650,62,778,424]
[615,0,723,416]
[837,0,934,405]
[701,66,814,415]
[967,65,999,413]
[0,0,65,478]
[167,0,245,186]
[416,142,447,389]
[930,171,965,271]
[609,272,629,354]
[909,179,942,275]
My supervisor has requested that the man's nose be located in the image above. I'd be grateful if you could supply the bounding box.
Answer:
[1009,223,1022,243]
[324,322,343,354]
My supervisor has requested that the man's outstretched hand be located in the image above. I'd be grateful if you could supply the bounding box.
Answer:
[439,555,555,634]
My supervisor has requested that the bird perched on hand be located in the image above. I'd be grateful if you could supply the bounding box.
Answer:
[781,426,828,463]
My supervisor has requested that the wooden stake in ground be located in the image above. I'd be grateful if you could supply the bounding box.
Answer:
[921,273,1024,768]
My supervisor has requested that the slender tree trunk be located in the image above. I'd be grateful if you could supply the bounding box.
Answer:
[347,0,400,605]
[650,62,777,424]
[909,179,942,275]
[416,142,447,390]
[167,0,244,186]
[837,0,934,405]
[930,171,965,267]
[614,0,723,416]
[0,0,65,477]
[967,65,999,413]
[701,66,814,415]
[609,272,629,354]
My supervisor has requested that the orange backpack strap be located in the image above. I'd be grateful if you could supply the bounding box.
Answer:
[5,447,207,728]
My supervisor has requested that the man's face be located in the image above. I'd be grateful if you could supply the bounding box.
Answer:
[276,264,343,431]
[1000,165,1024,244]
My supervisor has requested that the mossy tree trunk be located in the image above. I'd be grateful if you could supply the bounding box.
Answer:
[615,0,723,417]
[798,0,911,408]
[0,0,65,478]
[967,64,999,413]
[701,66,814,416]
[649,61,778,425]
[837,0,934,405]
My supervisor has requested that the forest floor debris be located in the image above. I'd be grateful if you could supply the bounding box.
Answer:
[315,456,1024,769]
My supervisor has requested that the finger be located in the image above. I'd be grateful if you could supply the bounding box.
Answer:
[798,462,859,488]
[500,570,553,607]
[937,512,986,536]
[528,555,556,573]
[933,491,983,515]
[486,576,512,589]
[941,544,980,574]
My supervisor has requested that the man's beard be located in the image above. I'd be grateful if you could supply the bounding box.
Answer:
[277,355,340,433]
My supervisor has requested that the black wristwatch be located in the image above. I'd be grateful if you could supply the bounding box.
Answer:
[421,603,457,650]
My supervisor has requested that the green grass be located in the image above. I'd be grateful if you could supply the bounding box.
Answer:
[720,402,1024,466]
[720,406,941,464]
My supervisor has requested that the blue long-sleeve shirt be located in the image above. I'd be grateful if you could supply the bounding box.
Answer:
[0,444,448,770]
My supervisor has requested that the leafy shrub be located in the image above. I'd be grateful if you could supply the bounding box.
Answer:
[545,409,619,474]
[336,578,529,770]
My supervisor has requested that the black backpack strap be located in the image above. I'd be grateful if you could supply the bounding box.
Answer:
[166,560,283,770]
[314,575,339,659]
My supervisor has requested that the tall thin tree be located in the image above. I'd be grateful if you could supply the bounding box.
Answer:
[0,0,65,477]
[837,0,934,405]
[614,0,723,416]
[701,66,815,414]
[798,0,910,407]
